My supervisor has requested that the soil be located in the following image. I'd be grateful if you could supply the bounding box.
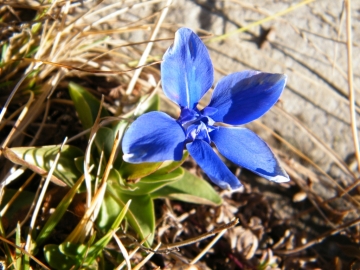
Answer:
[2,0,360,269]
[141,1,360,268]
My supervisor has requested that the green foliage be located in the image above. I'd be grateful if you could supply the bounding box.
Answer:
[0,189,35,219]
[94,127,115,161]
[3,145,84,187]
[119,161,163,180]
[3,82,222,268]
[68,82,109,130]
[152,169,222,205]
[104,189,156,246]
[44,244,86,270]
[35,176,85,248]
[134,92,160,116]
[44,201,130,269]
[116,167,184,196]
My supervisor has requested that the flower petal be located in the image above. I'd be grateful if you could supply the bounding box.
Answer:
[186,139,242,190]
[161,28,214,109]
[208,71,286,125]
[210,127,289,182]
[122,112,185,163]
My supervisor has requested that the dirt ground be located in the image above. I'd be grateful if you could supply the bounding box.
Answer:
[113,0,360,179]
[2,0,360,269]
[165,0,360,175]
[143,0,360,268]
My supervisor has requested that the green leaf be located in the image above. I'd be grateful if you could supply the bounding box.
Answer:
[154,151,189,175]
[35,175,85,248]
[114,167,184,196]
[21,255,30,270]
[119,161,162,180]
[68,82,109,130]
[3,145,84,187]
[111,120,129,168]
[151,169,222,206]
[96,170,126,232]
[0,189,35,220]
[135,93,160,116]
[121,193,155,246]
[85,201,130,264]
[44,244,80,270]
[94,127,114,160]
[74,156,85,175]
[58,242,97,269]
[118,151,188,180]
[108,167,125,187]
[97,189,122,232]
[46,240,98,269]
[106,186,155,246]
[59,242,88,260]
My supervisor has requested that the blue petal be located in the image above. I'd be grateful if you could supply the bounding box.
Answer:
[208,71,286,125]
[161,28,214,109]
[122,112,185,163]
[210,127,289,182]
[186,139,242,190]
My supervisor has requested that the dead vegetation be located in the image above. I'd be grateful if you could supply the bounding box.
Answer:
[0,0,359,269]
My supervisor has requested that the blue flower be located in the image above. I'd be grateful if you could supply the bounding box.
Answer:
[122,28,289,190]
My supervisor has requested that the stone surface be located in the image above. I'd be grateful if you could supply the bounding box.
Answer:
[160,0,360,182]
[94,0,359,181]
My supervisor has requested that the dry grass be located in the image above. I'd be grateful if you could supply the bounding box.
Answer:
[0,0,359,269]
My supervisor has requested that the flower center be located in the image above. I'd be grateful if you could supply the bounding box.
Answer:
[177,107,218,144]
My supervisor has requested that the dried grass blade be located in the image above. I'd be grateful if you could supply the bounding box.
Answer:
[113,233,132,270]
[254,120,360,207]
[133,243,161,270]
[0,235,50,269]
[345,0,360,172]
[190,228,227,265]
[273,105,356,178]
[0,67,35,126]
[24,137,68,252]
[0,90,34,150]
[116,236,149,270]
[125,0,173,95]
[275,217,360,255]
[0,173,35,217]
[157,218,239,252]
[83,96,105,208]
[209,0,316,42]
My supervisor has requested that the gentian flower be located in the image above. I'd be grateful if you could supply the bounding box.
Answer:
[122,28,289,190]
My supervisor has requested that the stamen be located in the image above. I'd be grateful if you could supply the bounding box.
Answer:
[178,107,215,144]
